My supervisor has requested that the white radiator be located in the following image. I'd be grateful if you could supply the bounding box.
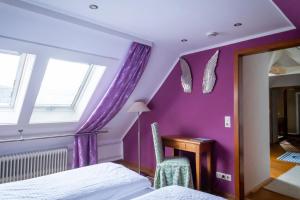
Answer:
[0,148,68,184]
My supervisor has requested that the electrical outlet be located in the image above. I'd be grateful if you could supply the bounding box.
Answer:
[216,172,231,181]
[225,116,231,128]
[225,174,231,181]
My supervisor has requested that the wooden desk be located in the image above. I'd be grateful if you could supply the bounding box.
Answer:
[161,136,214,191]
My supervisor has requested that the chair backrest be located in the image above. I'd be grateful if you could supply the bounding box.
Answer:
[151,122,164,164]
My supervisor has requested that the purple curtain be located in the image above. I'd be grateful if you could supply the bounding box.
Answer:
[73,42,152,168]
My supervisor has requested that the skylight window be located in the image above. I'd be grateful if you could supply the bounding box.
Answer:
[0,51,23,108]
[35,58,92,109]
[0,49,35,124]
[30,57,107,124]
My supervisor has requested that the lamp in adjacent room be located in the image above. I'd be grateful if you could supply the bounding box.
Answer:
[127,101,151,174]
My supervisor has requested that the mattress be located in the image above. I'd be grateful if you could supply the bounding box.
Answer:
[0,162,151,200]
[132,185,225,200]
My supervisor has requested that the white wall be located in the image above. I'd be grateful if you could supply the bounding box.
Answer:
[0,137,123,168]
[0,3,130,163]
[0,2,177,164]
[242,52,271,194]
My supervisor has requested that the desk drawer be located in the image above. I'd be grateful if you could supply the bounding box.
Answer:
[185,143,197,152]
[174,143,186,150]
[164,140,186,150]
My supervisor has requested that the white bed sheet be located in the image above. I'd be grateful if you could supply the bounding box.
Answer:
[0,162,151,200]
[132,185,225,200]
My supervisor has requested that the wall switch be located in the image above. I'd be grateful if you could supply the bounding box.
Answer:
[225,116,231,128]
[216,172,232,181]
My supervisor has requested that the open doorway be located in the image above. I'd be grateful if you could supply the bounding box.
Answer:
[270,86,300,142]
[241,46,300,199]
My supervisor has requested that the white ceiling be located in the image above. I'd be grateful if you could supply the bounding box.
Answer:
[20,0,294,54]
[0,0,296,152]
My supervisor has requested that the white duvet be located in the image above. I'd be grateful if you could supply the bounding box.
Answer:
[132,185,225,200]
[0,162,151,200]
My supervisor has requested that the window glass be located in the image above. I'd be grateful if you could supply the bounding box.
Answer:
[35,58,90,108]
[0,52,21,107]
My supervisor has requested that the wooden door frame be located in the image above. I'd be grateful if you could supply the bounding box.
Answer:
[234,38,300,200]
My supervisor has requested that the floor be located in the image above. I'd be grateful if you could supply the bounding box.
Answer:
[246,137,300,200]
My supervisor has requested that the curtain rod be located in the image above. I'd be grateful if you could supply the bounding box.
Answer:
[0,130,108,144]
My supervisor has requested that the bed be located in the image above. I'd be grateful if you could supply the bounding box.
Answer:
[132,185,226,200]
[0,162,152,200]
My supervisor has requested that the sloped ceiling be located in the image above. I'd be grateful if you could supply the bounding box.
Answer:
[286,47,300,64]
[0,0,295,143]
[269,46,300,76]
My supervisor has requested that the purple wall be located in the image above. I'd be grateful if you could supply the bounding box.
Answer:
[123,0,300,196]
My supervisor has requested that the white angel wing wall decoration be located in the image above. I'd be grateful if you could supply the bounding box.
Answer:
[202,50,219,94]
[179,57,192,93]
